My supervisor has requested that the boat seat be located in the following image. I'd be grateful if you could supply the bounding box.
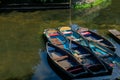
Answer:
[93,39,103,42]
[54,55,68,61]
[51,38,62,45]
[57,44,64,48]
[67,65,85,74]
[73,39,80,41]
[62,31,72,34]
[78,28,89,33]
[67,36,75,41]
[68,67,83,73]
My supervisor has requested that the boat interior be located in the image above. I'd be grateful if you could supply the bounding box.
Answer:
[46,29,65,48]
[90,43,115,67]
[90,42,113,57]
[70,42,107,74]
[79,29,113,48]
[59,27,84,42]
[48,44,86,74]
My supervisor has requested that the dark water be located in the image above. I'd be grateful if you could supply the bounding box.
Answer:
[32,50,61,80]
[32,0,120,80]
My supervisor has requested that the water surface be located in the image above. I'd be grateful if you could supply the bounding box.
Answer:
[32,0,120,79]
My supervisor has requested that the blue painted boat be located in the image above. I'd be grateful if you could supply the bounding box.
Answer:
[58,26,88,47]
[71,24,116,51]
[69,41,108,75]
[46,42,88,78]
[44,28,69,49]
[89,41,120,70]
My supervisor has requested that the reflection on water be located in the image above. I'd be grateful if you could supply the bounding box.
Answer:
[32,38,120,80]
[72,0,112,22]
[32,50,61,80]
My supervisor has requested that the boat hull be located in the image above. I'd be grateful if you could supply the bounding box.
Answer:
[70,24,116,51]
[46,42,88,78]
[69,41,109,75]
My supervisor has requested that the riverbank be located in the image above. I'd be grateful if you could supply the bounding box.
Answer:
[74,0,111,9]
[0,3,69,11]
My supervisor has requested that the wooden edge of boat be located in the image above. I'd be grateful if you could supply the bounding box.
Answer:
[84,30,115,51]
[58,26,71,32]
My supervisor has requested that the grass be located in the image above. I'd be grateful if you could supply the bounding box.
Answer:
[0,1,120,79]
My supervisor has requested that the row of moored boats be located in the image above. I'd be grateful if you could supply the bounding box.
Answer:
[44,24,120,78]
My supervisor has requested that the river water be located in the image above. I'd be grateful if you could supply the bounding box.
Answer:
[32,0,120,80]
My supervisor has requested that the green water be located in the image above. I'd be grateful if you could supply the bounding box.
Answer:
[0,0,120,79]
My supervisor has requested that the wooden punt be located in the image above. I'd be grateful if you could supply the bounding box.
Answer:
[44,28,69,49]
[46,42,88,78]
[69,41,108,75]
[58,26,88,47]
[89,41,120,71]
[71,24,116,51]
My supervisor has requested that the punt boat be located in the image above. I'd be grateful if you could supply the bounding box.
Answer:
[71,24,115,51]
[58,26,88,47]
[69,41,108,75]
[46,42,88,78]
[44,28,69,49]
[89,41,120,70]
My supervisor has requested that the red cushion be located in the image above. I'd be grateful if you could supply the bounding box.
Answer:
[81,31,91,35]
[49,33,59,36]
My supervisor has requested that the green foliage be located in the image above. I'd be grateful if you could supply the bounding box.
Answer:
[74,0,110,9]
